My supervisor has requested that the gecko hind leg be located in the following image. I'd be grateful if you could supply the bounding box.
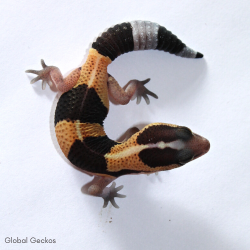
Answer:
[81,176,126,209]
[108,74,158,105]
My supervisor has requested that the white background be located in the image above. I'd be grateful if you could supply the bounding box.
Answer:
[1,0,249,249]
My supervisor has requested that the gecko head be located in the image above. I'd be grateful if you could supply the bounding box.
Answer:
[174,126,210,165]
[137,124,210,169]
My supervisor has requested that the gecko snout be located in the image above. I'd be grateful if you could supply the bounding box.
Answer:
[188,133,210,160]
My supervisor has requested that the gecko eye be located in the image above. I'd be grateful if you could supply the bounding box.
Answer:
[176,127,193,141]
[177,149,194,165]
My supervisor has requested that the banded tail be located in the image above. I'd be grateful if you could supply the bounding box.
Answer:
[92,20,203,61]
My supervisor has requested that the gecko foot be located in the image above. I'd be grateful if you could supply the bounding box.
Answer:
[25,59,61,90]
[102,182,126,209]
[130,78,158,105]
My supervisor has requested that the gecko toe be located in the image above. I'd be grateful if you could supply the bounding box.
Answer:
[30,76,42,84]
[41,59,47,68]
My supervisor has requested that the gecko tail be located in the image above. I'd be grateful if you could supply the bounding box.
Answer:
[196,52,203,58]
[92,20,203,61]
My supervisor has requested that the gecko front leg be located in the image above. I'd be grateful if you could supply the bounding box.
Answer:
[81,176,126,208]
[25,59,81,92]
[107,74,158,105]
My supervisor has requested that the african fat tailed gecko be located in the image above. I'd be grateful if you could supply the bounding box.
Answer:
[26,20,210,208]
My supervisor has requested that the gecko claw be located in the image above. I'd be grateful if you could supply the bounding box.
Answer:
[102,182,126,209]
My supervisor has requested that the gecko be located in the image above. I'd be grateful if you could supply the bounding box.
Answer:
[26,20,210,208]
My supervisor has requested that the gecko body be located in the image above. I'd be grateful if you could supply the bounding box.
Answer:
[26,21,210,208]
